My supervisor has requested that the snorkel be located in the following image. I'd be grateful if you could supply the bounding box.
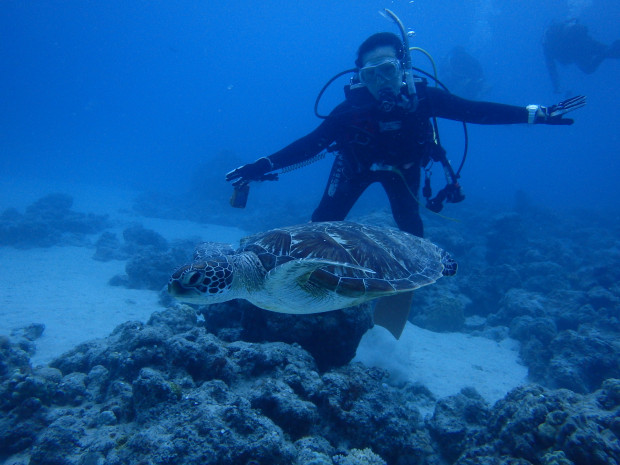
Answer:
[382,8,418,111]
[381,10,464,211]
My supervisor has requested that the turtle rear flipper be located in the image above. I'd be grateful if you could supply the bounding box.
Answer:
[373,291,414,339]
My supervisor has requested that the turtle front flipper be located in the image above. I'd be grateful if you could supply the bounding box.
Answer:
[267,258,373,290]
[258,258,375,314]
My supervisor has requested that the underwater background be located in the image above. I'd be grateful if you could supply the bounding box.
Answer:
[1,1,620,464]
[2,0,619,212]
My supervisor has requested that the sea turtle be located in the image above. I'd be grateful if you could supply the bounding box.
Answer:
[168,221,457,339]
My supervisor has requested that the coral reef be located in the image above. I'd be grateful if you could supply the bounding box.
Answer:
[99,224,194,291]
[1,306,619,464]
[0,306,428,465]
[423,199,620,395]
[200,299,373,371]
[2,192,620,464]
[455,382,620,465]
[0,194,108,248]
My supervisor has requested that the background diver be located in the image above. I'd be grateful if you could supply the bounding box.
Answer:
[543,18,620,94]
[439,46,486,100]
[226,30,585,238]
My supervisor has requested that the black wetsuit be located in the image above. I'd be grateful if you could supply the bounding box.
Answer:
[265,81,529,237]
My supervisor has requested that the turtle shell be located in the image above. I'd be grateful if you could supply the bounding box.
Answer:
[238,221,455,297]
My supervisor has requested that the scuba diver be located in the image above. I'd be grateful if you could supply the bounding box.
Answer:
[543,18,620,94]
[226,17,585,238]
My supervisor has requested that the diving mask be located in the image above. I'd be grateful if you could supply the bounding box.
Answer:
[358,58,402,85]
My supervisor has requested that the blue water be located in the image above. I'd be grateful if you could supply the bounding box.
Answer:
[1,0,619,213]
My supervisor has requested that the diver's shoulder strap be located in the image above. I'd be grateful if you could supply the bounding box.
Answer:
[411,76,429,92]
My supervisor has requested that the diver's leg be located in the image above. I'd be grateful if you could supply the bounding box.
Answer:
[381,168,423,237]
[311,157,368,222]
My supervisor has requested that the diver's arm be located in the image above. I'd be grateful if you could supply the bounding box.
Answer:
[266,120,338,171]
[422,86,584,126]
[424,86,528,124]
[265,101,351,169]
[225,128,332,186]
[225,103,345,185]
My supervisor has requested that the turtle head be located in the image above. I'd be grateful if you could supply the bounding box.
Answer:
[168,255,234,304]
[441,251,458,277]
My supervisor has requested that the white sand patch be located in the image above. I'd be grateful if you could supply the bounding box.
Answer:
[0,227,246,367]
[0,246,159,366]
[354,323,529,404]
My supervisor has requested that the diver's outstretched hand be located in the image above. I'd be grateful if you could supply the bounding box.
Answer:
[225,157,276,187]
[533,95,586,125]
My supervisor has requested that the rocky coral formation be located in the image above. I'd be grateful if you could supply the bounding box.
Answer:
[419,199,620,396]
[1,305,619,465]
[199,299,373,371]
[455,381,620,465]
[0,194,108,248]
[98,224,194,291]
[0,306,433,464]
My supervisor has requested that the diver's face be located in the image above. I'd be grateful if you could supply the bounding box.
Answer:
[360,46,403,100]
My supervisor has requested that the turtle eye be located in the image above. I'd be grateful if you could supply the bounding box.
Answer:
[182,271,202,287]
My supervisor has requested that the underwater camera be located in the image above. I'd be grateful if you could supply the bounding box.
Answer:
[229,183,250,209]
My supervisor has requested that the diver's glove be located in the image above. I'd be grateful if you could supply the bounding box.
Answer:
[225,157,275,186]
[527,95,586,125]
